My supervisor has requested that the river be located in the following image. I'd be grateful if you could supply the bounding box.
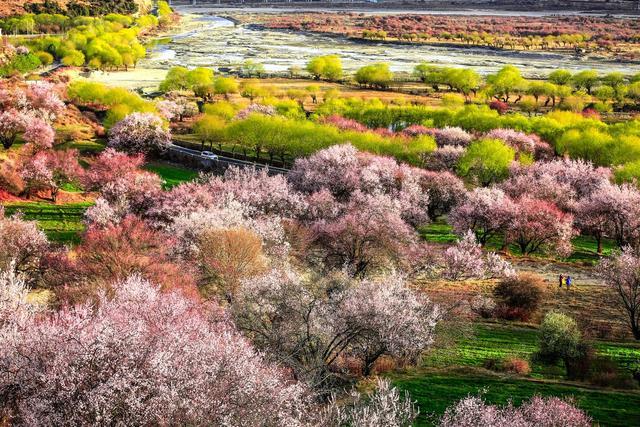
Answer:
[137,13,640,80]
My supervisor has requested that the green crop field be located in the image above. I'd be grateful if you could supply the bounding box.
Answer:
[144,161,199,189]
[2,202,92,244]
[390,324,640,426]
[392,371,640,427]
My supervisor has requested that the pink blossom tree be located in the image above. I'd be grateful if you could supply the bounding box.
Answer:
[429,126,473,147]
[441,230,514,280]
[507,197,576,257]
[0,110,28,150]
[0,209,49,283]
[22,117,55,150]
[234,103,277,120]
[289,144,362,199]
[206,167,307,217]
[321,114,369,132]
[419,170,466,218]
[500,168,576,211]
[574,193,610,254]
[85,172,163,227]
[82,148,145,191]
[21,150,83,201]
[290,144,431,226]
[439,395,591,427]
[156,99,183,122]
[449,187,515,246]
[309,191,417,276]
[108,113,171,155]
[233,268,439,386]
[506,158,611,201]
[579,183,640,249]
[424,145,466,171]
[0,276,311,425]
[24,81,65,122]
[0,83,62,150]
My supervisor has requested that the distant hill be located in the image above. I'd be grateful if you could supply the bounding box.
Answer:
[168,0,639,13]
[0,0,64,18]
[0,0,152,18]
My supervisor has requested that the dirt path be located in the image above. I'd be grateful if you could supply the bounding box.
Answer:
[512,258,604,288]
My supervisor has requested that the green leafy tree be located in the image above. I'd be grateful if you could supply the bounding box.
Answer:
[486,65,527,103]
[214,77,239,98]
[457,138,515,185]
[61,49,85,66]
[556,128,614,166]
[548,69,572,86]
[194,115,227,151]
[354,63,394,89]
[571,70,599,95]
[306,55,342,81]
[241,60,265,78]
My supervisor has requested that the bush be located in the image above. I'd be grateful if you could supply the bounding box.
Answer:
[503,357,531,375]
[489,100,509,114]
[537,311,583,365]
[469,294,496,318]
[483,356,531,375]
[587,356,635,388]
[493,273,545,321]
[563,342,593,381]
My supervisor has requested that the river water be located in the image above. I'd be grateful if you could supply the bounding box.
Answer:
[139,14,640,79]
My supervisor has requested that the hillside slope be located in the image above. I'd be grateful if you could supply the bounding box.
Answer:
[0,0,152,18]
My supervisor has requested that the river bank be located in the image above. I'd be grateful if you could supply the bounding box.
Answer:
[76,10,640,91]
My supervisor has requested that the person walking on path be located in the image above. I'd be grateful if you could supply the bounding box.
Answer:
[566,275,572,290]
[559,274,564,288]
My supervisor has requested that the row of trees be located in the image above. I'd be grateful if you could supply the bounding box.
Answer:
[296,55,640,115]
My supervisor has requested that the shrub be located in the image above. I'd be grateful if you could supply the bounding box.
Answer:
[439,395,591,427]
[564,342,594,381]
[537,311,583,365]
[489,100,509,114]
[493,273,545,321]
[587,356,635,388]
[503,357,531,375]
[469,294,496,318]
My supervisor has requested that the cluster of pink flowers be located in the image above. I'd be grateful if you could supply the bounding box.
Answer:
[439,395,591,427]
[234,103,277,120]
[321,114,370,132]
[0,275,311,425]
[108,113,171,155]
[451,187,576,257]
[442,230,515,280]
[429,126,474,147]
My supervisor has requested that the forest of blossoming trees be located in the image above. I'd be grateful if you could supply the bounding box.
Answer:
[261,13,640,60]
[2,1,640,425]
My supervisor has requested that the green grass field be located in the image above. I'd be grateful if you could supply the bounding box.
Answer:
[390,322,640,426]
[2,202,91,244]
[424,323,640,379]
[144,161,199,189]
[392,371,640,427]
